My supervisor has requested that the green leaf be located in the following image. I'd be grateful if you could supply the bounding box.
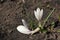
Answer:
[29,20,37,30]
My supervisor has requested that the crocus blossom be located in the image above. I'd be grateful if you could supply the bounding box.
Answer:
[34,8,43,21]
[17,19,32,34]
[17,8,43,35]
[17,19,40,35]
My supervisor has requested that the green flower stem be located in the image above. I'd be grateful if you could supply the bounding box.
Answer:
[38,22,42,29]
[42,8,55,28]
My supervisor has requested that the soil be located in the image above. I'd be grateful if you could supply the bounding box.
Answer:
[0,0,60,40]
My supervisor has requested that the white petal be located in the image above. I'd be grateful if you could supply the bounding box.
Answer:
[17,25,31,34]
[37,8,40,13]
[37,8,41,20]
[22,19,28,28]
[34,10,40,21]
[39,9,43,20]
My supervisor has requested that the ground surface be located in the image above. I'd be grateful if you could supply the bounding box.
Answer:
[0,0,60,40]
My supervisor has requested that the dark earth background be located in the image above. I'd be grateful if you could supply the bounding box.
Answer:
[0,0,60,40]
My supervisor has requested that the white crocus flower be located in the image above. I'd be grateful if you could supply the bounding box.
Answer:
[34,8,43,21]
[31,8,44,34]
[17,8,44,35]
[17,19,32,34]
[17,19,40,35]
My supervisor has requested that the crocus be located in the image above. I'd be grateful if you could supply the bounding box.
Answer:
[17,19,32,34]
[17,8,43,35]
[17,19,40,35]
[34,8,43,21]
